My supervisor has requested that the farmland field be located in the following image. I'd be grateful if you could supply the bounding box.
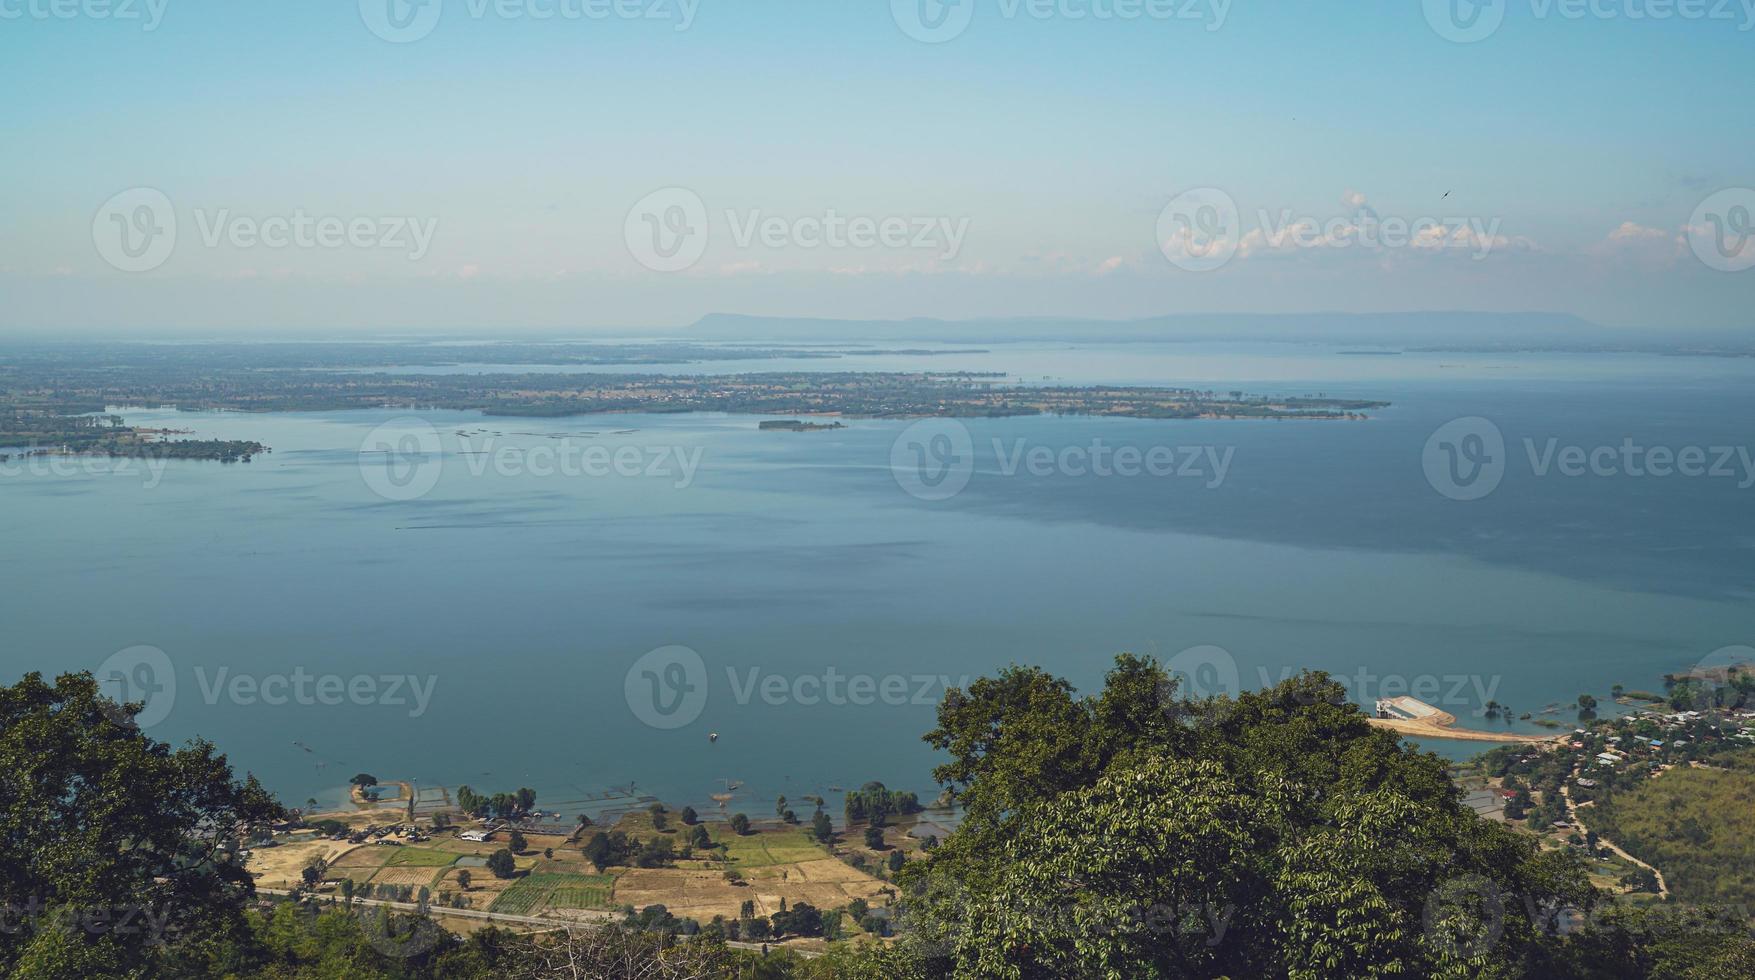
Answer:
[385,847,461,868]
[714,828,829,869]
[368,865,448,889]
[547,876,617,910]
[489,873,619,915]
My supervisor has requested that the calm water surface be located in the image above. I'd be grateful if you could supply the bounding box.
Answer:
[4,343,1752,814]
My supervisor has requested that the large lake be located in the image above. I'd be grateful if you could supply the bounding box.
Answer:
[5,342,1753,817]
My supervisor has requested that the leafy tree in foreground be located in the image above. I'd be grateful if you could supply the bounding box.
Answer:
[0,672,282,977]
[878,655,1601,979]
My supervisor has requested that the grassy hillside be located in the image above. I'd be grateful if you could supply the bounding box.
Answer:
[1591,757,1755,907]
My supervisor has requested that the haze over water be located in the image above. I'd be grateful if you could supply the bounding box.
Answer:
[5,342,1752,814]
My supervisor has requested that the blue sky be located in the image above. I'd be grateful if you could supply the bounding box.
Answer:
[2,0,1751,333]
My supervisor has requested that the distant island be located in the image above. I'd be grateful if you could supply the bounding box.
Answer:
[0,342,1390,463]
[0,407,267,463]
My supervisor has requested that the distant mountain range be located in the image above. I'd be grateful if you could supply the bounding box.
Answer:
[687,312,1739,351]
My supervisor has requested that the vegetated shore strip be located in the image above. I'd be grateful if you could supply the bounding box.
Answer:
[13,368,1389,421]
[4,361,1389,460]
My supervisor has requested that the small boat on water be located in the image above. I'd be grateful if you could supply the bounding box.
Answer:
[709,732,719,743]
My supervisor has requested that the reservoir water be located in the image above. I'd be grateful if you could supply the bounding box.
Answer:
[4,342,1752,816]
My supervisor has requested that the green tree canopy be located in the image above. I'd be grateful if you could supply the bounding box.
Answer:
[0,672,283,977]
[888,655,1600,979]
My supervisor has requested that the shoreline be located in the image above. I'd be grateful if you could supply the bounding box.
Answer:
[1369,698,1567,745]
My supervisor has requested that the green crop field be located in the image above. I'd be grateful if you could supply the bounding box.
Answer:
[547,876,617,910]
[714,828,828,869]
[490,873,618,915]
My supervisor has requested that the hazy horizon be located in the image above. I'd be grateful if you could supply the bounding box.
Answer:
[4,3,1751,334]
